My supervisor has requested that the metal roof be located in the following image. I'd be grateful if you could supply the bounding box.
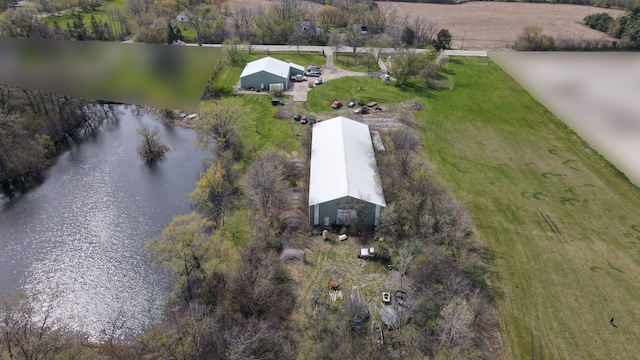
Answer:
[289,62,305,72]
[240,56,298,79]
[309,117,386,207]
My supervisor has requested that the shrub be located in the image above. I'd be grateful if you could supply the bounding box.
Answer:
[584,12,614,32]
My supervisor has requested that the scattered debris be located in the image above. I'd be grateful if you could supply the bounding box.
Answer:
[378,305,401,330]
[382,292,391,303]
[358,247,390,260]
[330,280,341,290]
[370,131,386,151]
[330,289,343,302]
[350,286,370,328]
[280,248,305,263]
[395,290,410,309]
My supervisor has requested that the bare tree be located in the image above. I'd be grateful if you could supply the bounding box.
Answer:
[136,124,169,162]
[367,34,391,65]
[396,244,415,288]
[410,16,439,48]
[437,297,475,349]
[329,31,345,61]
[245,149,289,220]
[222,36,245,64]
[229,7,254,41]
[0,289,67,360]
[193,97,247,158]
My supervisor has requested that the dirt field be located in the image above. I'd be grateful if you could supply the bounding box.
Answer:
[228,0,625,49]
[388,2,625,49]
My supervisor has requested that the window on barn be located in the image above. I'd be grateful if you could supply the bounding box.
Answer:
[337,209,357,225]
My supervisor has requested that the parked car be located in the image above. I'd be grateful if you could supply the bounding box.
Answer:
[307,65,320,73]
[291,74,307,82]
[347,101,356,108]
[307,70,321,77]
[300,115,307,124]
[354,107,369,115]
[383,74,391,81]
[315,78,323,85]
[293,114,301,121]
[331,101,342,109]
[308,115,316,125]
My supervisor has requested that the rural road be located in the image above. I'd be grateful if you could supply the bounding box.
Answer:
[184,42,488,58]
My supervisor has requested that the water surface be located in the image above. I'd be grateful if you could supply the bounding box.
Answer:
[0,106,206,340]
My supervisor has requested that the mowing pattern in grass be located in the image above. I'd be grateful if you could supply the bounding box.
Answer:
[419,57,640,360]
[305,77,423,114]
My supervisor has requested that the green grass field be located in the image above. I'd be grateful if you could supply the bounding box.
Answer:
[305,76,423,113]
[212,54,640,358]
[418,57,640,359]
[43,0,124,28]
[201,94,301,155]
[333,52,380,72]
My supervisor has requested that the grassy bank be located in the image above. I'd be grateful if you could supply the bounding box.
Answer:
[419,57,640,359]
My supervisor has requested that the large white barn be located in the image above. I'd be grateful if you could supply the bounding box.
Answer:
[239,56,305,91]
[308,116,386,227]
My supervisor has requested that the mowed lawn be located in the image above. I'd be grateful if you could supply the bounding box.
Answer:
[420,57,640,359]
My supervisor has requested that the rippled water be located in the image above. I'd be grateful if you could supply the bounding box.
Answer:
[0,106,206,340]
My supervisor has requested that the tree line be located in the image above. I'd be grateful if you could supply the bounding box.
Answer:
[0,96,301,358]
[374,126,499,358]
[0,0,450,50]
[0,85,117,192]
[514,1,640,50]
[584,1,640,44]
[140,97,300,358]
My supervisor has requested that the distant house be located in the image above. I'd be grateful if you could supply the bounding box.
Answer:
[240,56,304,91]
[308,117,386,227]
[176,10,192,23]
[298,21,321,37]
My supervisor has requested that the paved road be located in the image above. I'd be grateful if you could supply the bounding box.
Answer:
[189,43,487,58]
